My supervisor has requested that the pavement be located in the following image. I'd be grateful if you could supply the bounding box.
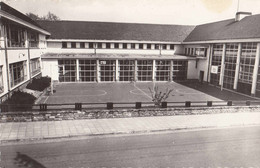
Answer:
[1,112,260,143]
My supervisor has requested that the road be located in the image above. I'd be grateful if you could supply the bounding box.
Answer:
[1,126,260,168]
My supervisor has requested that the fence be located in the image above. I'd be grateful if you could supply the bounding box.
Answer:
[0,100,259,112]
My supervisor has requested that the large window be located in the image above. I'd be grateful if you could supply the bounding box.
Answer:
[99,60,116,81]
[195,48,207,57]
[155,60,170,81]
[119,60,135,81]
[9,61,27,87]
[58,60,77,82]
[137,60,153,81]
[172,61,187,80]
[0,67,3,93]
[7,24,25,47]
[79,60,96,82]
[223,44,238,89]
[30,58,41,76]
[28,31,39,48]
[210,44,223,85]
[239,43,256,84]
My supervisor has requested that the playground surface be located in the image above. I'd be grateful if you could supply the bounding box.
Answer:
[38,81,257,109]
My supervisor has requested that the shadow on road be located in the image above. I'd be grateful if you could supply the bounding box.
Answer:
[14,152,46,168]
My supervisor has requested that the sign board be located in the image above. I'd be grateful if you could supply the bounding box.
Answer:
[211,65,218,74]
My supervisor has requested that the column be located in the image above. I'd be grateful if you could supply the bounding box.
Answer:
[96,60,100,82]
[207,44,213,83]
[115,59,119,82]
[219,44,226,86]
[251,43,260,96]
[170,60,173,82]
[233,43,242,90]
[152,60,156,81]
[76,59,80,82]
[134,60,138,81]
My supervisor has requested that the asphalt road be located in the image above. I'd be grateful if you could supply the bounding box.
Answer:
[1,126,260,168]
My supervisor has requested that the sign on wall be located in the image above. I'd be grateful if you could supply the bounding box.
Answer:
[211,65,219,74]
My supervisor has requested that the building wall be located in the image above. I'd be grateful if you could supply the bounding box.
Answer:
[42,59,59,81]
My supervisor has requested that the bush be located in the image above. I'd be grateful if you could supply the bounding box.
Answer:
[26,76,51,91]
[2,91,36,111]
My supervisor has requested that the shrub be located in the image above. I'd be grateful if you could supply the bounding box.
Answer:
[149,85,173,107]
[26,76,51,91]
[2,91,36,111]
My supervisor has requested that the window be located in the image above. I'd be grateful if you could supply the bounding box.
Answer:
[7,24,25,47]
[156,60,170,81]
[79,60,96,82]
[139,44,143,49]
[119,60,135,81]
[170,44,174,50]
[106,43,111,49]
[0,67,3,93]
[71,42,76,48]
[30,58,41,76]
[114,43,119,49]
[147,44,151,49]
[137,60,153,81]
[9,61,27,87]
[123,43,127,49]
[172,61,187,80]
[195,48,207,57]
[155,44,160,49]
[28,31,39,48]
[89,42,94,48]
[58,60,77,82]
[80,42,85,48]
[97,42,102,48]
[131,43,135,49]
[99,60,116,81]
[210,44,223,86]
[162,44,167,50]
[62,42,67,48]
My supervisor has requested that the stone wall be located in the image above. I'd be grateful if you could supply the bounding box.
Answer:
[0,106,259,122]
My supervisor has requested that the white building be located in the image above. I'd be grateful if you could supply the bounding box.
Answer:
[2,2,260,101]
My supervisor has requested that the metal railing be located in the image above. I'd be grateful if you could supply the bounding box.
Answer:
[1,100,260,112]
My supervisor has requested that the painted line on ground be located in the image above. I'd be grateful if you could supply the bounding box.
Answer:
[133,82,152,100]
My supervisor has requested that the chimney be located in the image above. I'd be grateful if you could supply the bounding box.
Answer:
[235,12,252,21]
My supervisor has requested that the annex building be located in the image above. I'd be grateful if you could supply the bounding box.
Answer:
[1,2,260,101]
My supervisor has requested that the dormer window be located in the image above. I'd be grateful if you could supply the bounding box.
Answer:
[62,42,67,48]
[71,42,76,48]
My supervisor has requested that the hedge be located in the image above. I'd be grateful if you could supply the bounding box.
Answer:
[26,76,51,91]
[2,91,36,111]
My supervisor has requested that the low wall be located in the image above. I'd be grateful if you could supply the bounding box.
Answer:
[0,106,259,122]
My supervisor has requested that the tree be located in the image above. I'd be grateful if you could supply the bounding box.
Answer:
[149,85,173,107]
[26,12,60,21]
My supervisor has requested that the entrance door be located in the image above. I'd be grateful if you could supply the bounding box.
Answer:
[199,71,204,83]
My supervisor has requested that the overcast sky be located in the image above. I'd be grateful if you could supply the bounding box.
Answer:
[3,0,260,25]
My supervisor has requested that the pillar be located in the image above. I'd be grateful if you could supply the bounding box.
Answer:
[135,60,138,81]
[170,60,173,82]
[96,60,100,82]
[219,44,226,87]
[207,44,213,83]
[115,59,119,81]
[152,60,156,81]
[251,43,260,96]
[76,59,80,82]
[233,43,242,90]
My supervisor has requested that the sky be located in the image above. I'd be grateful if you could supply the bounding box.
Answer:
[2,0,260,25]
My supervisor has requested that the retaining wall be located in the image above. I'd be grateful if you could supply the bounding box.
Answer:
[0,106,260,122]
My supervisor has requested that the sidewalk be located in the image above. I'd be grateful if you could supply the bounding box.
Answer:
[1,112,260,142]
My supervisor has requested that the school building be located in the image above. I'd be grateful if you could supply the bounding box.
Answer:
[1,2,260,101]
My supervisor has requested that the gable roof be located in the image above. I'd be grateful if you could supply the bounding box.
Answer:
[184,14,260,42]
[37,20,195,42]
